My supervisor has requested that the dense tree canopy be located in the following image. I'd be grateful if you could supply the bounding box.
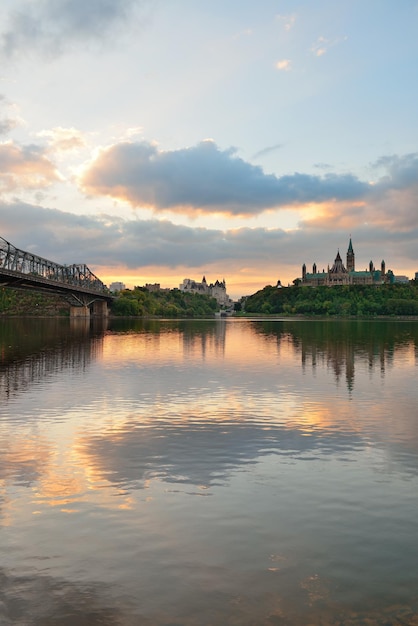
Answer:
[0,286,218,317]
[110,287,218,317]
[3,283,418,318]
[243,283,418,317]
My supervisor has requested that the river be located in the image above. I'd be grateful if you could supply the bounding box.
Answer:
[1,317,417,625]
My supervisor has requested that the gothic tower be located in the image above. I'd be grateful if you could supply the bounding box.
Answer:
[346,237,355,272]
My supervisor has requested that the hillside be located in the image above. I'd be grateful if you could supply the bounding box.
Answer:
[243,283,418,316]
[111,287,218,317]
[0,288,69,316]
[4,283,418,318]
[0,286,218,317]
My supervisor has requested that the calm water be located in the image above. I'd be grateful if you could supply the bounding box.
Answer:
[1,317,418,625]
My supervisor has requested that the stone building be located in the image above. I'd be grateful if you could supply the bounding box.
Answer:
[301,239,392,286]
[179,276,232,306]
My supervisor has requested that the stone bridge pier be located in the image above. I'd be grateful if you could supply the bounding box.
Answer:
[92,300,109,317]
[70,300,109,318]
[70,305,90,318]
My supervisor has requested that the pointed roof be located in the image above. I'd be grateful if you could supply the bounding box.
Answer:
[348,237,354,254]
[329,250,347,274]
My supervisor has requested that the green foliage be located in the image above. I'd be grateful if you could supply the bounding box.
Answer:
[110,287,218,317]
[0,288,68,316]
[0,286,219,317]
[244,283,418,317]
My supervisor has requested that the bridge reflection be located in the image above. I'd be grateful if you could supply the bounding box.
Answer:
[0,318,107,401]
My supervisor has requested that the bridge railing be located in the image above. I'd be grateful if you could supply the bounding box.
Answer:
[0,236,110,295]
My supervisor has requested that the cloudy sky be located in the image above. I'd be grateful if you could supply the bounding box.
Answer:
[0,0,417,298]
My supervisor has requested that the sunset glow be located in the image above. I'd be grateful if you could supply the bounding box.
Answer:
[0,1,417,298]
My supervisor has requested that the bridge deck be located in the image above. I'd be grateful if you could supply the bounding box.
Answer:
[0,236,114,304]
[0,267,114,301]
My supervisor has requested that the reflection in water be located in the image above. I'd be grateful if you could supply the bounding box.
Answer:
[77,405,369,491]
[0,318,106,400]
[0,318,418,625]
[251,319,418,392]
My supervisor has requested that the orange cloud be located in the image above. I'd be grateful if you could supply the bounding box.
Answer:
[299,201,367,229]
[0,141,61,192]
[78,140,368,217]
[37,126,87,153]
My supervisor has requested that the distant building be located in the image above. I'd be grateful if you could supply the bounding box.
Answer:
[109,281,126,292]
[301,239,393,286]
[393,275,410,284]
[179,276,232,306]
[145,283,161,292]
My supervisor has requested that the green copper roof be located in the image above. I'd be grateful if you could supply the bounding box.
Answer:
[303,269,382,280]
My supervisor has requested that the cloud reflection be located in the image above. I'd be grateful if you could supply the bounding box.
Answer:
[1,318,418,511]
[1,319,418,624]
[76,411,368,492]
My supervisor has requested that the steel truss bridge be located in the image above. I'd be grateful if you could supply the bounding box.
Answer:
[0,236,114,310]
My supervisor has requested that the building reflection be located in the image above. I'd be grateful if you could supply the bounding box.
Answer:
[250,319,418,392]
[108,317,227,360]
[1,318,418,626]
[1,317,418,514]
[181,319,227,359]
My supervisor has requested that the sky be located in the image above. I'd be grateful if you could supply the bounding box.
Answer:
[0,0,417,299]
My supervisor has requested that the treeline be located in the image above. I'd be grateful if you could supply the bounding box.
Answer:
[243,283,418,316]
[111,287,218,317]
[0,286,219,317]
[4,283,418,318]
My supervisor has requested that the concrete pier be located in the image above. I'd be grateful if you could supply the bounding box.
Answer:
[92,300,109,317]
[70,305,90,318]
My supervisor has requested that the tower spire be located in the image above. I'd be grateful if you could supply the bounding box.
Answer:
[347,236,355,272]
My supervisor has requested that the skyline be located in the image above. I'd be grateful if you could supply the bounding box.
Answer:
[0,0,417,299]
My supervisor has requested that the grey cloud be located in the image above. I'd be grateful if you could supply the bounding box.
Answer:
[0,0,148,58]
[81,140,369,216]
[0,94,19,135]
[313,162,332,170]
[0,200,310,275]
[0,118,18,135]
[373,153,418,190]
[1,201,415,280]
[0,201,287,268]
[251,143,283,160]
[358,153,418,231]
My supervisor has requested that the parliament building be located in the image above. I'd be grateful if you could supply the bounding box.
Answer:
[301,239,393,286]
